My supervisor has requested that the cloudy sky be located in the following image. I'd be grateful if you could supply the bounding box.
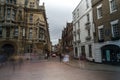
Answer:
[40,0,81,45]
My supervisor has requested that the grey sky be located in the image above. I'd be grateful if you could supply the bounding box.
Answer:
[40,0,81,45]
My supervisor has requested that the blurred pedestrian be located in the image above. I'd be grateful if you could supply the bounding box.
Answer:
[9,56,16,71]
[79,55,85,69]
[18,56,24,69]
[59,54,63,62]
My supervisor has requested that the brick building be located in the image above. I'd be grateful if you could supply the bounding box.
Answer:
[62,22,73,56]
[92,0,120,63]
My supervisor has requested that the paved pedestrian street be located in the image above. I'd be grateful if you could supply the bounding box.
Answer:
[0,57,120,80]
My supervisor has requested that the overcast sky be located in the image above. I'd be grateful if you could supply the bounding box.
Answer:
[40,0,81,45]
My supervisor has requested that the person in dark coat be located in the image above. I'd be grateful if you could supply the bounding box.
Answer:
[59,54,63,62]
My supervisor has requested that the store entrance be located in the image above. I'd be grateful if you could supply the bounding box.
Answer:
[101,45,120,64]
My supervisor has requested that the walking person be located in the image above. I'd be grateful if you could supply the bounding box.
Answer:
[79,55,85,69]
[59,54,63,62]
[9,56,16,71]
[18,56,24,69]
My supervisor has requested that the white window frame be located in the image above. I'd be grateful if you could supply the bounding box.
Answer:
[110,19,119,37]
[98,25,104,40]
[109,0,117,13]
[97,4,102,19]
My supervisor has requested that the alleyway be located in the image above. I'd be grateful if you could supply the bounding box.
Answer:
[0,57,120,80]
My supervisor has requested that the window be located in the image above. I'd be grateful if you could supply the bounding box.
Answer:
[6,0,9,3]
[22,28,25,37]
[13,0,16,4]
[7,8,11,19]
[39,28,45,40]
[0,7,1,19]
[87,14,90,22]
[97,4,102,19]
[18,10,22,21]
[77,9,79,18]
[89,45,92,57]
[0,26,2,36]
[29,14,33,22]
[111,20,119,37]
[109,0,117,13]
[86,0,89,9]
[6,27,10,37]
[98,25,104,40]
[29,28,32,39]
[14,27,18,37]
[12,9,16,21]
[73,13,76,20]
[10,0,12,3]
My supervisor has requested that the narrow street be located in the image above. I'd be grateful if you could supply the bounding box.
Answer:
[0,57,120,80]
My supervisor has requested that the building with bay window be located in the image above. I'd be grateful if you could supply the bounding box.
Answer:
[0,0,51,58]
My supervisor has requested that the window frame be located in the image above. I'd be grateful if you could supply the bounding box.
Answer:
[98,25,104,40]
[111,20,119,37]
[14,27,18,37]
[29,13,33,23]
[97,4,103,19]
[109,0,117,13]
[29,28,33,39]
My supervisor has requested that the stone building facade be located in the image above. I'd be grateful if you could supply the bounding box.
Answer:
[92,0,120,63]
[0,0,51,58]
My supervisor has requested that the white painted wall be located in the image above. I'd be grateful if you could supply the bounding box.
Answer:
[73,0,94,61]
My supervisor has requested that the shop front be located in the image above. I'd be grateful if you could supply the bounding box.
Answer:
[101,44,120,64]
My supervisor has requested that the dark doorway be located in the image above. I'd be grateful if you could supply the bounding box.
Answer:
[101,45,120,64]
[81,46,86,59]
[1,44,15,57]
